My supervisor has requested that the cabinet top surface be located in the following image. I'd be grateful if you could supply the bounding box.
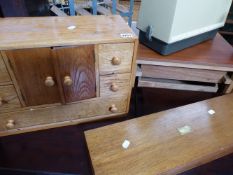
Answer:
[0,15,137,50]
[85,93,233,175]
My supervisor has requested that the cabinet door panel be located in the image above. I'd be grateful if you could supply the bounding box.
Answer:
[54,45,96,103]
[6,48,61,106]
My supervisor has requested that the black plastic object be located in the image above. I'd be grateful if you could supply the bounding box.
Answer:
[139,29,218,55]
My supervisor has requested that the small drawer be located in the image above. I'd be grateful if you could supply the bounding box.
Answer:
[0,55,11,85]
[0,96,128,136]
[98,43,134,75]
[100,73,131,97]
[0,85,21,113]
[141,65,227,84]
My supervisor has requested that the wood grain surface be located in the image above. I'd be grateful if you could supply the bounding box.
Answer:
[6,48,61,106]
[98,43,134,75]
[138,77,219,93]
[0,96,128,137]
[53,45,96,103]
[85,93,233,175]
[137,34,233,71]
[0,16,137,50]
[100,73,131,97]
[0,85,21,113]
[141,65,227,83]
[0,53,11,85]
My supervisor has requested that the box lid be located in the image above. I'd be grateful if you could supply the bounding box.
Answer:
[0,15,137,50]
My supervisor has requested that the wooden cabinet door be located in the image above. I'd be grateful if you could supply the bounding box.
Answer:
[53,45,96,103]
[6,48,61,106]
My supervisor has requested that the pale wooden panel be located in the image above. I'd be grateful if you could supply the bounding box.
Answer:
[138,78,218,92]
[1,51,26,106]
[85,93,233,175]
[98,43,134,75]
[0,96,128,137]
[0,85,21,114]
[50,5,68,16]
[76,8,92,16]
[126,40,139,113]
[0,16,137,50]
[0,54,11,85]
[100,73,131,97]
[97,6,111,15]
[224,75,233,94]
[104,0,129,13]
[141,65,227,83]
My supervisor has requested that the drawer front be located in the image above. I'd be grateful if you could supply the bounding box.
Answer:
[98,43,134,75]
[0,54,11,85]
[141,65,227,83]
[100,73,131,97]
[0,85,21,113]
[0,96,128,136]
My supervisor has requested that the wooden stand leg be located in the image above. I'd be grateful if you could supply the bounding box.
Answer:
[224,75,233,94]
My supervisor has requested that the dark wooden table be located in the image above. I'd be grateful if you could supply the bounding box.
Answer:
[137,34,233,93]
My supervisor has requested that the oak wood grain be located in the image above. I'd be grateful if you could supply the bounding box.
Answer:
[85,93,233,175]
[98,43,134,75]
[137,34,233,72]
[0,16,137,50]
[0,16,137,137]
[126,40,139,112]
[53,45,96,103]
[0,53,11,85]
[224,75,233,94]
[100,73,131,97]
[1,51,26,106]
[141,65,227,83]
[138,77,219,93]
[0,96,128,137]
[0,85,21,113]
[6,48,61,106]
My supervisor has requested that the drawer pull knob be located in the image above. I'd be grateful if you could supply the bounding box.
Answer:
[6,119,15,129]
[45,76,55,87]
[109,104,118,113]
[110,83,119,92]
[111,56,121,65]
[64,76,73,86]
[0,97,2,106]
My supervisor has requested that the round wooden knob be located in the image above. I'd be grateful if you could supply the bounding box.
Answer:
[0,97,3,107]
[64,76,73,86]
[6,119,15,129]
[111,56,121,65]
[45,76,55,87]
[110,83,119,92]
[109,104,118,113]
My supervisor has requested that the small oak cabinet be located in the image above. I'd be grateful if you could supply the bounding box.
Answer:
[0,16,138,137]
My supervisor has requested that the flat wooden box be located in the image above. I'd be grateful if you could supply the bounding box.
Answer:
[85,93,233,175]
[0,15,138,137]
